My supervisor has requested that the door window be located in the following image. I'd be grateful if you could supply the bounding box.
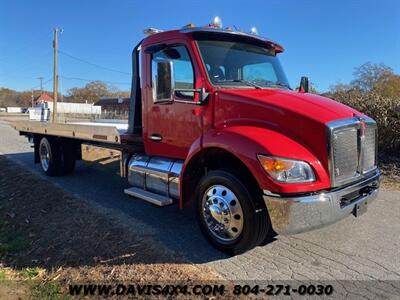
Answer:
[152,45,195,99]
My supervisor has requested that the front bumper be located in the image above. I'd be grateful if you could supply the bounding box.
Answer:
[263,170,380,235]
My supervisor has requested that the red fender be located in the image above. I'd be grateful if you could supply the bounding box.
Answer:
[179,126,330,208]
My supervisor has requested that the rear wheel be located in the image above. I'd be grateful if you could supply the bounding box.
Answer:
[39,137,62,176]
[196,170,269,255]
[39,137,76,176]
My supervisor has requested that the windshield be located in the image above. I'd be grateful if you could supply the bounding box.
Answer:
[196,39,290,89]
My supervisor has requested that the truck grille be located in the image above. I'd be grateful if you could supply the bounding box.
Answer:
[362,127,377,173]
[332,127,359,181]
[328,117,377,187]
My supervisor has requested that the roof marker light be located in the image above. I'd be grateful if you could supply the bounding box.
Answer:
[183,23,196,29]
[143,28,163,36]
[211,16,223,28]
[250,26,259,35]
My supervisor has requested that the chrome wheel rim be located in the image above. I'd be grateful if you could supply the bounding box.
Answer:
[202,185,244,242]
[40,143,50,171]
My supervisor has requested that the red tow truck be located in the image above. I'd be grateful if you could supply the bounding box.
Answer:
[14,18,380,254]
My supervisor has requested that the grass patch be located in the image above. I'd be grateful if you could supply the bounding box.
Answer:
[33,282,69,300]
[19,267,42,279]
[0,220,30,259]
[0,271,6,282]
[0,268,67,300]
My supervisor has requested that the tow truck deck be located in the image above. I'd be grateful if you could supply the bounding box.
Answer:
[13,120,143,150]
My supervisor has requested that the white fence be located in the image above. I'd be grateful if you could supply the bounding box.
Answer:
[6,107,22,113]
[47,102,101,115]
[28,103,102,121]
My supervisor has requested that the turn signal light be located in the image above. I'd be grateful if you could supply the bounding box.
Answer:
[259,156,293,172]
[257,155,316,183]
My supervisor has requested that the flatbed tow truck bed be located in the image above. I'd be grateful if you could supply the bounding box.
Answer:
[12,120,143,151]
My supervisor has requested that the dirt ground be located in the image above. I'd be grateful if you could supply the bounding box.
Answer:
[0,155,219,299]
[379,155,400,190]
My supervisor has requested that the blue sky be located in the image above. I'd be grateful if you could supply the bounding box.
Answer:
[0,0,399,93]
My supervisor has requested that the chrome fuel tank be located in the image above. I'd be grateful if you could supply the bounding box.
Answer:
[128,155,183,199]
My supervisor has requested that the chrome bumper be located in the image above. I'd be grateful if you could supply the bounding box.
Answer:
[263,170,380,235]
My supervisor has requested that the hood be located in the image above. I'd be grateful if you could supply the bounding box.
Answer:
[217,89,358,124]
[214,88,362,172]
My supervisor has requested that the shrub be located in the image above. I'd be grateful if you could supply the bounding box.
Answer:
[330,90,400,156]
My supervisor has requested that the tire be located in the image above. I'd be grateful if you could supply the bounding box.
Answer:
[39,137,76,176]
[39,137,62,176]
[196,169,270,255]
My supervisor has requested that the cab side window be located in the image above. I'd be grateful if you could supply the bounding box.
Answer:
[152,45,195,99]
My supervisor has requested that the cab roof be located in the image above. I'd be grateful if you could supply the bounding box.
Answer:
[142,27,284,53]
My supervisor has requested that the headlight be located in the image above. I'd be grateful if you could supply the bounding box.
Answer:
[257,155,316,183]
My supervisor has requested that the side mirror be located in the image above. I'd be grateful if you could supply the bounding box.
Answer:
[299,76,309,93]
[152,58,174,103]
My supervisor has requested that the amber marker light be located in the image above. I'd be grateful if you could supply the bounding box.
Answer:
[259,156,293,172]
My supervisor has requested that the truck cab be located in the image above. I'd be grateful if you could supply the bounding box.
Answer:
[16,18,380,254]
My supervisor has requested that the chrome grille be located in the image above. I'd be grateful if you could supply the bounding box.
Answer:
[362,127,377,173]
[328,117,377,187]
[332,127,359,181]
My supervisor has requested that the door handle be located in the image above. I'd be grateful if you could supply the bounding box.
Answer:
[150,134,163,142]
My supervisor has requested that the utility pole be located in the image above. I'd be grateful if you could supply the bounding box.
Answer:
[52,27,60,122]
[37,77,44,93]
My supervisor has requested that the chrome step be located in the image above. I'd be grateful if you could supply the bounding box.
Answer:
[124,187,173,206]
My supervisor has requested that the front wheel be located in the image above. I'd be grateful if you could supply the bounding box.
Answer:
[196,170,269,255]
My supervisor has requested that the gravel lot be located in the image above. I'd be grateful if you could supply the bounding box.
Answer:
[1,118,399,298]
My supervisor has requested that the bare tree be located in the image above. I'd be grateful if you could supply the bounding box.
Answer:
[351,62,394,92]
[66,81,129,103]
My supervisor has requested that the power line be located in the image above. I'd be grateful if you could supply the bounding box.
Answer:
[0,32,54,62]
[30,77,52,108]
[58,50,131,76]
[0,50,53,74]
[60,75,130,86]
[37,77,44,91]
[0,74,42,80]
[30,78,52,91]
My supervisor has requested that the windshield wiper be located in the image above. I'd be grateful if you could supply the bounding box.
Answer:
[275,82,291,89]
[216,79,262,89]
[263,80,291,90]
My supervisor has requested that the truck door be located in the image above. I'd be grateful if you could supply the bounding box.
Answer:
[143,43,203,159]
